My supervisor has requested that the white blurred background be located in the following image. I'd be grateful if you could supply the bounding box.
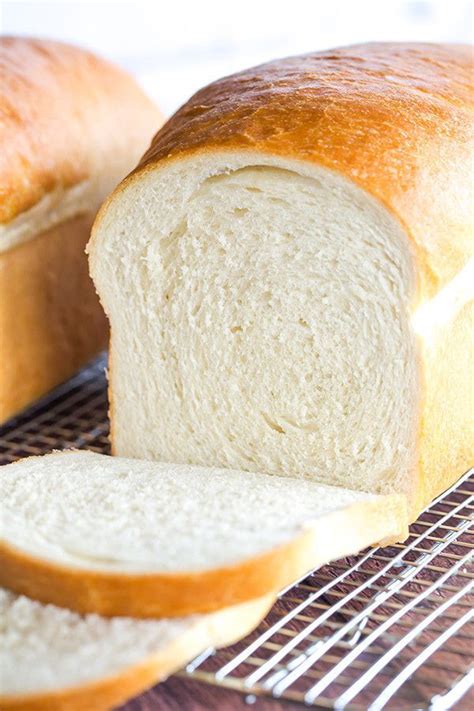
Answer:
[1,0,472,115]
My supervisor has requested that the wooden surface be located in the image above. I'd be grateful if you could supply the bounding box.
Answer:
[122,678,469,711]
[120,676,302,711]
[118,654,473,711]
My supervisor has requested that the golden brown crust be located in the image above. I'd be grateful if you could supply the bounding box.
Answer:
[0,494,407,618]
[0,36,161,225]
[0,596,273,711]
[0,657,168,711]
[0,214,108,423]
[134,42,473,299]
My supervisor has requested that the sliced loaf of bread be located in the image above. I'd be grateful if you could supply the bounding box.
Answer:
[0,450,407,617]
[89,43,473,521]
[0,587,271,711]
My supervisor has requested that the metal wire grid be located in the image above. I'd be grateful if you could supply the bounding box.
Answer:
[0,355,472,710]
[0,357,110,462]
[183,472,473,710]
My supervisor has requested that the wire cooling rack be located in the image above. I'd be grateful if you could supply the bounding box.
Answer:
[1,355,472,710]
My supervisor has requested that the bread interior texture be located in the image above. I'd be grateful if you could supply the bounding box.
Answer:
[92,152,420,501]
[0,586,269,696]
[1,451,382,573]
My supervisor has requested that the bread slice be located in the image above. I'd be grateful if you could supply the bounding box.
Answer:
[0,587,271,711]
[0,450,407,618]
[89,43,473,521]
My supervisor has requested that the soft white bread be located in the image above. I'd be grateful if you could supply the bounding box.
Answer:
[89,42,474,521]
[0,450,407,617]
[0,37,162,423]
[0,588,271,711]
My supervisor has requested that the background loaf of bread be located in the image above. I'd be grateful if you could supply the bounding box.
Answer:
[0,37,162,423]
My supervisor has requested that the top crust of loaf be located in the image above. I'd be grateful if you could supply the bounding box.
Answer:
[116,42,473,299]
[0,36,161,226]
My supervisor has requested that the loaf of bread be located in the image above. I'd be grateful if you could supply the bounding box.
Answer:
[0,450,406,617]
[0,37,162,424]
[0,587,271,711]
[90,42,473,522]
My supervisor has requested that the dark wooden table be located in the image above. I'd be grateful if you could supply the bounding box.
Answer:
[121,676,303,710]
[120,676,473,710]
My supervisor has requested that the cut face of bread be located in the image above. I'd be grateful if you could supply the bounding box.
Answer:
[0,451,407,617]
[91,152,420,505]
[0,587,272,711]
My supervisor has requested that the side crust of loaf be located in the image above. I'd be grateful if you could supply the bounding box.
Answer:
[0,595,273,711]
[0,494,407,618]
[0,214,108,424]
[417,300,474,510]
